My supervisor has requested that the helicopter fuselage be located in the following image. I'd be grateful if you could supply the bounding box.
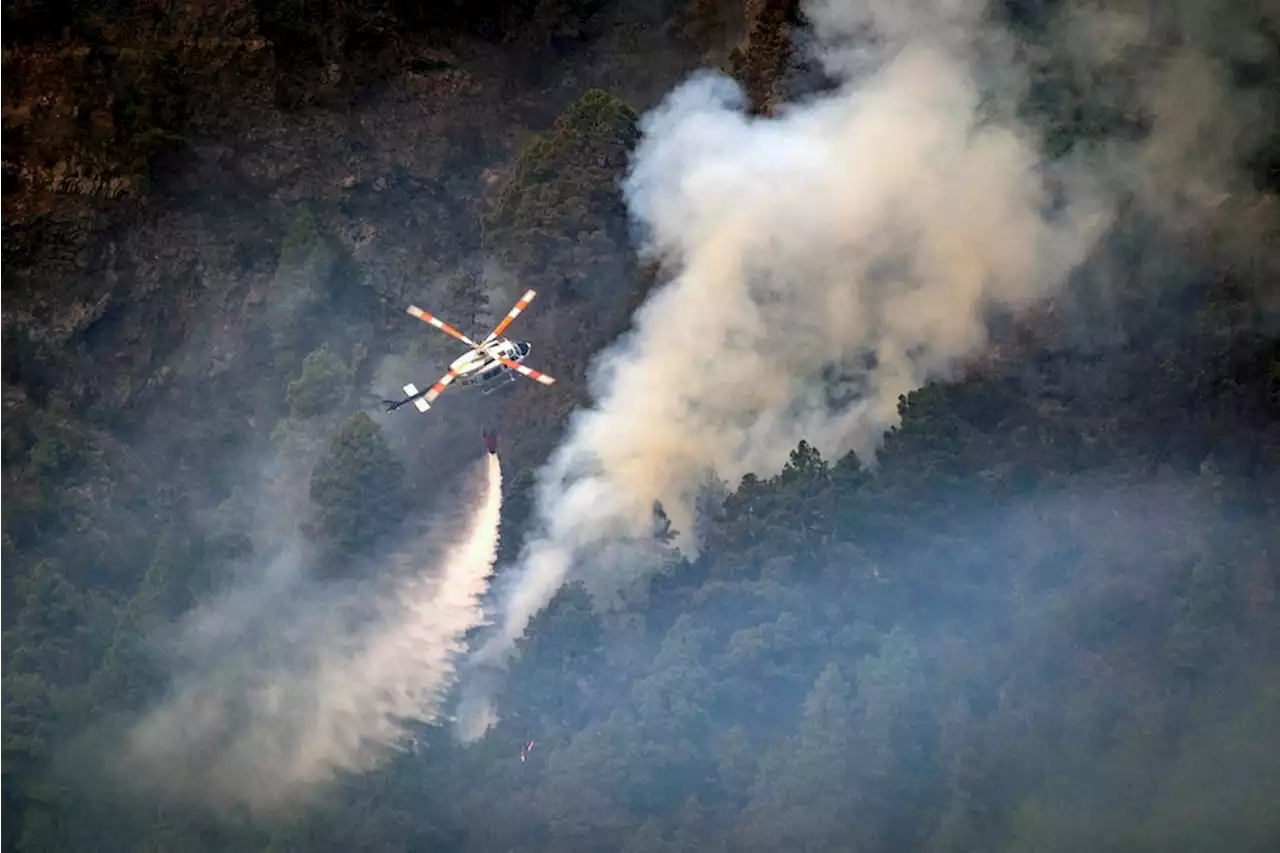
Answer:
[452,338,533,391]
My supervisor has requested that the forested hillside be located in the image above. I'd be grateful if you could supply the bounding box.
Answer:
[4,1,1280,852]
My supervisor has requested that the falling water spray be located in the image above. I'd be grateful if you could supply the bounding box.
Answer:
[119,454,505,814]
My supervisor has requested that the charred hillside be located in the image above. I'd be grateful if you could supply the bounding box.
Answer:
[1,0,719,574]
[4,2,1280,853]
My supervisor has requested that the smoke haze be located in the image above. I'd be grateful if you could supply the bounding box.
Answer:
[457,0,1273,738]
[117,453,504,814]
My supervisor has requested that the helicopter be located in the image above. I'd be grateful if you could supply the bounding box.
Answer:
[382,288,556,414]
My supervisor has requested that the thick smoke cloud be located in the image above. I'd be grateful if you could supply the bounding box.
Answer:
[117,454,503,815]
[457,0,1274,737]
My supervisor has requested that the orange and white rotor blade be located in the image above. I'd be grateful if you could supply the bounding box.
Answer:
[484,289,537,343]
[496,355,556,386]
[399,367,459,413]
[422,368,461,405]
[407,306,479,348]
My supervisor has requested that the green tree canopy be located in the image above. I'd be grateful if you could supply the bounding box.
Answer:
[308,412,407,560]
[482,88,639,299]
[286,344,354,419]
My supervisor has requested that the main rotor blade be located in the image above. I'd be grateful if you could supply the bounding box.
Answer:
[496,355,556,386]
[407,306,479,348]
[422,368,461,405]
[484,289,537,344]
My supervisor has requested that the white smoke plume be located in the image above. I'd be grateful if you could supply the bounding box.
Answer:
[457,0,1271,738]
[120,453,503,814]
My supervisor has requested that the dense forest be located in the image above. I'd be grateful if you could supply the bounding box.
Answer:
[4,1,1280,852]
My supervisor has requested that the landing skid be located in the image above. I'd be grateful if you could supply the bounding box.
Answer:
[481,373,520,396]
